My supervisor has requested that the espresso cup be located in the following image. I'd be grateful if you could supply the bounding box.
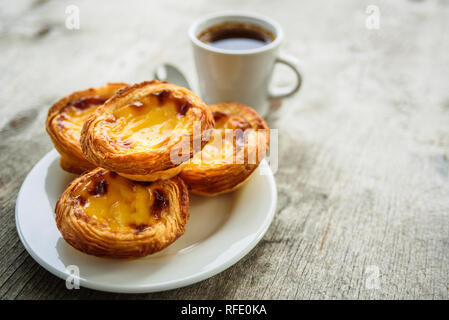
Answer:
[189,12,302,117]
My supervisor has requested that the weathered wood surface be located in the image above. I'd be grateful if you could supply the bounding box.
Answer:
[1,0,448,300]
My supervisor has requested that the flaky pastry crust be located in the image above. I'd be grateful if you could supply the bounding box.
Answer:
[180,102,269,196]
[55,168,189,259]
[46,83,129,174]
[80,81,214,181]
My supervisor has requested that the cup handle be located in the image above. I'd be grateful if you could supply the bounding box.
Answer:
[268,53,302,99]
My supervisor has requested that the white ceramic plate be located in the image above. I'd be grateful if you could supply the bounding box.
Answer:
[15,149,277,293]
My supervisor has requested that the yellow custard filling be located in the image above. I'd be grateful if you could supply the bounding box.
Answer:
[72,171,168,233]
[56,96,107,142]
[105,93,190,151]
[197,132,236,164]
[191,113,251,166]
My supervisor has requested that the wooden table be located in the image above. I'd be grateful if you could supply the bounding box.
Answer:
[1,0,448,299]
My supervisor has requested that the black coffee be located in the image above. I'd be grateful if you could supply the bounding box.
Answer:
[198,22,275,50]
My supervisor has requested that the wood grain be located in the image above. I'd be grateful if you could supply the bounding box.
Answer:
[0,0,448,299]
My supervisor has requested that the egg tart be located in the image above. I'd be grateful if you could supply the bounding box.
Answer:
[55,168,189,258]
[46,83,129,174]
[80,81,214,181]
[180,102,269,196]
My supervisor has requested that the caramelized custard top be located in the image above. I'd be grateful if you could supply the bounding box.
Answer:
[55,96,107,142]
[71,170,169,233]
[191,112,252,165]
[103,90,192,151]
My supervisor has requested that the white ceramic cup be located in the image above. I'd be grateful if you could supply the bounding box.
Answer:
[189,12,302,117]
